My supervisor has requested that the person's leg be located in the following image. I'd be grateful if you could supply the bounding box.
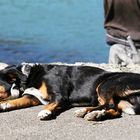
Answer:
[108,44,133,65]
[131,49,140,64]
[109,44,122,64]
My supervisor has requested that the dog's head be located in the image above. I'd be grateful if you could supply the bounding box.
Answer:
[0,65,28,100]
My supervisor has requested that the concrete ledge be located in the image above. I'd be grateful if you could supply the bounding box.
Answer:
[53,62,140,73]
[1,62,140,73]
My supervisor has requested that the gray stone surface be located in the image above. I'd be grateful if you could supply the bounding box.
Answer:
[0,106,140,140]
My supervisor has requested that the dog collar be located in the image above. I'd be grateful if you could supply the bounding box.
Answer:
[22,87,49,105]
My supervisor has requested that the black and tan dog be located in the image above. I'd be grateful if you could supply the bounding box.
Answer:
[0,63,140,121]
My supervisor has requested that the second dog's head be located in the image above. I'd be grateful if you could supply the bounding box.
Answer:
[0,65,28,100]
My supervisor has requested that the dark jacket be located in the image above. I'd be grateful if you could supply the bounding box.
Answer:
[104,0,140,42]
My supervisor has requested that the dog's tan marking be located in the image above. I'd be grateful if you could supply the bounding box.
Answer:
[117,100,135,114]
[0,95,40,111]
[96,84,100,93]
[39,82,49,100]
[96,82,110,106]
[44,102,60,111]
[98,96,105,105]
[0,86,6,93]
[122,89,140,97]
[117,100,131,110]
[105,109,121,118]
[0,86,9,100]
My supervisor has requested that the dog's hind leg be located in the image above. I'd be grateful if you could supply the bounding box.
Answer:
[75,95,114,118]
[84,108,121,121]
[82,99,129,121]
[117,100,135,115]
[0,95,40,111]
[75,95,119,121]
[74,105,105,118]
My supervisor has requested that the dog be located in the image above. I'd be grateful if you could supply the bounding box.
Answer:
[0,63,140,121]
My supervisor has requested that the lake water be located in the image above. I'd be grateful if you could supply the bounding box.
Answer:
[0,0,109,64]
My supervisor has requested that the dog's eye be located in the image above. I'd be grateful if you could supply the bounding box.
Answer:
[6,74,17,83]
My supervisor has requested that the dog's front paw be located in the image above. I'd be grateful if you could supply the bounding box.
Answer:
[84,110,106,121]
[37,109,52,120]
[74,108,87,118]
[0,103,12,111]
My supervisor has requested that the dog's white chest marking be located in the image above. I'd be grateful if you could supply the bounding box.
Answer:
[23,87,49,105]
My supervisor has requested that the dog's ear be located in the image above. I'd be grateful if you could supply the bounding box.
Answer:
[16,63,32,76]
[1,66,27,83]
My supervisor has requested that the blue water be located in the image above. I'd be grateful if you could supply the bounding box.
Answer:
[0,0,109,64]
